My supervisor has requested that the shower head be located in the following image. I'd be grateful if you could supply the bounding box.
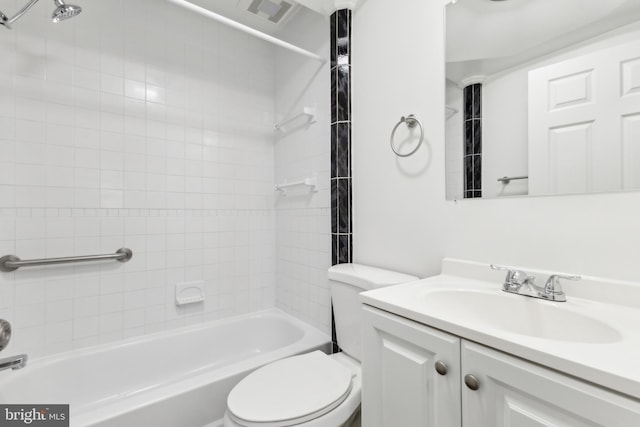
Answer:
[52,0,82,23]
[0,0,82,30]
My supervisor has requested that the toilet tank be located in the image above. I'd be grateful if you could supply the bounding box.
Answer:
[328,264,418,361]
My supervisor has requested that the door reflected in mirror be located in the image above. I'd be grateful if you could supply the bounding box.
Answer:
[445,0,640,200]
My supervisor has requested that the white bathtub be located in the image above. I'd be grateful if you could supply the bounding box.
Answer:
[0,309,330,427]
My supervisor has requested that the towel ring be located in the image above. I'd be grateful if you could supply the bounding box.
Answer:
[390,114,424,157]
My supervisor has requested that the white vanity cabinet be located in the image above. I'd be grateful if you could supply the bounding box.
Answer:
[361,306,462,427]
[462,341,640,427]
[362,306,640,427]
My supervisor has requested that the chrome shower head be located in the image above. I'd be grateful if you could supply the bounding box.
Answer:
[0,0,82,30]
[52,0,81,23]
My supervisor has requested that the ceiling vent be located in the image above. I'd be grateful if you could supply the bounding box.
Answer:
[247,0,293,24]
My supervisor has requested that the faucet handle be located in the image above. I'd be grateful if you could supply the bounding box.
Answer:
[490,264,536,289]
[545,274,581,291]
[0,320,10,352]
[542,274,581,302]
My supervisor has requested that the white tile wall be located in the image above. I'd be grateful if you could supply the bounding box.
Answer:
[273,8,332,335]
[0,207,276,356]
[275,208,331,332]
[0,0,278,357]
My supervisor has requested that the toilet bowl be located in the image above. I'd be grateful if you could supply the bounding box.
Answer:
[224,352,361,427]
[223,264,418,427]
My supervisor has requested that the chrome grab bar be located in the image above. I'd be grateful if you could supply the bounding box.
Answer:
[0,354,28,371]
[497,176,528,184]
[0,248,133,272]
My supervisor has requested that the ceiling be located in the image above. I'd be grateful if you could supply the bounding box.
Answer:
[187,0,302,35]
[446,0,640,82]
[187,0,338,35]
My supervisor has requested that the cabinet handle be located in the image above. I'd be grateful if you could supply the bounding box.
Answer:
[464,374,480,391]
[435,361,448,376]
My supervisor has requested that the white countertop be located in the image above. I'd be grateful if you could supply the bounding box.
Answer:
[360,259,640,400]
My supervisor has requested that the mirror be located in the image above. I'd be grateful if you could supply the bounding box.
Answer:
[445,0,640,200]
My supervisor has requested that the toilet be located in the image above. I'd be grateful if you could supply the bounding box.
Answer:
[223,263,419,427]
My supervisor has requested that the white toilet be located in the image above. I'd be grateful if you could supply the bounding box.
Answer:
[223,263,418,427]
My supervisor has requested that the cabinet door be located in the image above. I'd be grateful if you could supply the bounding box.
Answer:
[462,341,640,427]
[361,306,461,427]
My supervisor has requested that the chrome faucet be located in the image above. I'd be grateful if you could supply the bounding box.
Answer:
[0,319,28,372]
[0,319,10,351]
[491,265,581,302]
[0,354,28,371]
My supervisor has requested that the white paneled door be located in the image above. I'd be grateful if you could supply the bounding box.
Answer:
[529,40,640,195]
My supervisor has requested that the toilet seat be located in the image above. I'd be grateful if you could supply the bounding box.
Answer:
[227,351,354,427]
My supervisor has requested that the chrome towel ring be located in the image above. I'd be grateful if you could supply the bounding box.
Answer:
[390,114,424,157]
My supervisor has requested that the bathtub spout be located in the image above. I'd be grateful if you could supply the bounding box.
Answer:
[0,354,27,372]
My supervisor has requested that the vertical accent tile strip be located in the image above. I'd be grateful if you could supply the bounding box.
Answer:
[330,8,353,353]
[330,8,352,265]
[463,83,482,198]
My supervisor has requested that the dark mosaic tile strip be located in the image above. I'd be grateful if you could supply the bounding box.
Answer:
[338,234,351,264]
[331,9,352,268]
[331,67,337,124]
[331,123,337,179]
[331,233,353,265]
[473,154,482,191]
[473,120,482,155]
[472,83,482,119]
[464,155,473,194]
[331,9,353,354]
[464,86,472,121]
[463,83,482,196]
[337,65,350,122]
[336,122,351,178]
[337,9,351,66]
[464,120,473,155]
[331,179,338,234]
[337,10,350,40]
[337,178,351,234]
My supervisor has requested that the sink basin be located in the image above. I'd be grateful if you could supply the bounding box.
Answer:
[421,289,622,344]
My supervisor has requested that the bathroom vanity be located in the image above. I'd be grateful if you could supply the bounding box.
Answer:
[360,259,640,427]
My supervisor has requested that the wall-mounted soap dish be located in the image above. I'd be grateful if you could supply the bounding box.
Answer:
[175,281,205,306]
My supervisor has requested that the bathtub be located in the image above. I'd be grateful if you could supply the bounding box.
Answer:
[0,309,330,427]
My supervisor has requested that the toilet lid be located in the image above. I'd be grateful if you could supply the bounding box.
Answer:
[227,351,353,427]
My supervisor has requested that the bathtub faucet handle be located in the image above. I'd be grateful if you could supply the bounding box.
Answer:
[0,319,10,351]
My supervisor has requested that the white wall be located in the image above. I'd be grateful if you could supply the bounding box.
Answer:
[482,73,529,198]
[444,80,463,200]
[0,0,277,357]
[352,0,640,283]
[273,9,332,335]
